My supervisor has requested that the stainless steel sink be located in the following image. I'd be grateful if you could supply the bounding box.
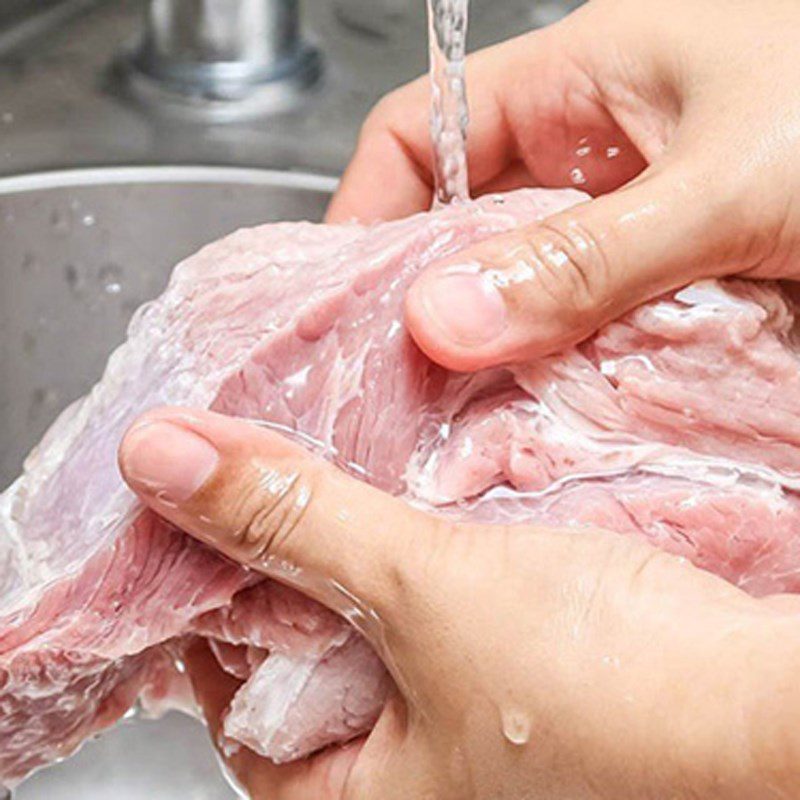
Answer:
[0,165,334,488]
[1,166,334,799]
[17,714,237,800]
[0,0,585,179]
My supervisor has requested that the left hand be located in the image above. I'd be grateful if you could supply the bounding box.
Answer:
[118,407,800,799]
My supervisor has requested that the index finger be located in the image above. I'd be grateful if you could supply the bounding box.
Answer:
[326,27,647,224]
[325,39,523,224]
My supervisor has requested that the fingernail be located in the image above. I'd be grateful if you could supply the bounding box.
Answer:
[419,269,508,346]
[121,421,218,504]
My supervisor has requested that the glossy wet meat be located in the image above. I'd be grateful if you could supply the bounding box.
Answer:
[1,188,799,783]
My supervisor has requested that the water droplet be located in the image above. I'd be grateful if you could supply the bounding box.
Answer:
[576,145,591,158]
[98,263,123,295]
[606,146,621,159]
[82,213,96,227]
[501,708,531,747]
[570,167,587,185]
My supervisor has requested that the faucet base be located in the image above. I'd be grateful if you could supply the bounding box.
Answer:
[117,40,322,122]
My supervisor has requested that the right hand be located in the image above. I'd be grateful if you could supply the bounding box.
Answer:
[119,409,800,799]
[329,0,800,371]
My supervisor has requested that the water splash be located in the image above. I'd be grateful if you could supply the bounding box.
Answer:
[570,167,587,186]
[428,0,470,207]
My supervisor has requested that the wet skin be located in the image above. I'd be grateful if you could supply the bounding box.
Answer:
[119,408,800,799]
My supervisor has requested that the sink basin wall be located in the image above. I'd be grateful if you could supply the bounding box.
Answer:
[0,166,334,488]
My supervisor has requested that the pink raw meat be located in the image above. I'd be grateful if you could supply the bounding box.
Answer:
[2,188,800,784]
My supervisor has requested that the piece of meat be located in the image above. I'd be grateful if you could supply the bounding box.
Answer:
[2,188,800,784]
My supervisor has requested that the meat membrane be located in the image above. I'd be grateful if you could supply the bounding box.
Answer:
[2,188,800,783]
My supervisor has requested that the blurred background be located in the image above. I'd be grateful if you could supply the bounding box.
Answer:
[0,0,585,178]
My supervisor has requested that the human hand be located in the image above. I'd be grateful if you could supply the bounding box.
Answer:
[328,0,800,371]
[119,407,800,799]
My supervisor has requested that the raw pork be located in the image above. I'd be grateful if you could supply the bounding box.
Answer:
[2,188,800,783]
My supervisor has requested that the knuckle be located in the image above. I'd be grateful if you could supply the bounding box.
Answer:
[672,167,763,264]
[362,89,405,136]
[523,216,613,319]
[226,462,317,568]
[383,514,453,614]
[716,185,782,270]
[682,168,743,233]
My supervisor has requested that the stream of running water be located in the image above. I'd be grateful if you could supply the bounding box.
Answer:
[427,0,471,206]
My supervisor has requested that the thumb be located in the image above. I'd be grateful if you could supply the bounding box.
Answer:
[405,166,739,371]
[118,407,440,632]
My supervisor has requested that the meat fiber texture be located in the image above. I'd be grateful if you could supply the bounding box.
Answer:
[2,188,800,784]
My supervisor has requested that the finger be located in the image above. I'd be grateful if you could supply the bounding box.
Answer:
[325,87,433,224]
[184,639,362,800]
[325,29,646,224]
[118,407,444,630]
[404,159,751,371]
